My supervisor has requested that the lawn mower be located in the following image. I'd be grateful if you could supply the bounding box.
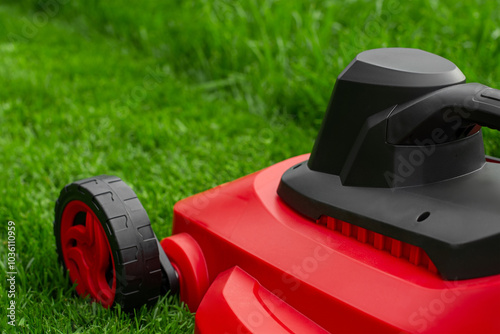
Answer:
[53,48,500,333]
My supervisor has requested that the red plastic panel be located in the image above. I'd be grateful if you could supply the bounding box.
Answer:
[195,266,328,333]
[169,154,500,333]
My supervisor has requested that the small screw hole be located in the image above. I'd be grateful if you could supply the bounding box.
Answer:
[417,211,430,222]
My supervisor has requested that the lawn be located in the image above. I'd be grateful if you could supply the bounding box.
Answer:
[1,0,500,333]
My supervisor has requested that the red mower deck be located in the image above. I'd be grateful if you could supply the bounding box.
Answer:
[165,154,500,333]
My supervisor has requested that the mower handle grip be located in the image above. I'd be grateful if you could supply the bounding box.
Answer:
[387,83,500,144]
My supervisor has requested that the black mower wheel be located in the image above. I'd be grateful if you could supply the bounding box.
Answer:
[54,175,162,310]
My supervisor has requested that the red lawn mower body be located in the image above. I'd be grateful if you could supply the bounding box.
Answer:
[162,153,500,333]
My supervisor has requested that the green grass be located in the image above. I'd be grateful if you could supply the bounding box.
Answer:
[1,0,500,332]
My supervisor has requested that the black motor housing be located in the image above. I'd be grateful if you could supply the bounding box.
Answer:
[278,48,500,280]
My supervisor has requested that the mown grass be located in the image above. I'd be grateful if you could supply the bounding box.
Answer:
[1,0,500,333]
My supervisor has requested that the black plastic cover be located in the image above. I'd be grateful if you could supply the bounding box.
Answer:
[278,160,500,280]
[278,48,500,280]
[308,48,466,183]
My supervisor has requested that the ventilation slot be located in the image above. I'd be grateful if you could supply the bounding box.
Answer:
[317,216,438,274]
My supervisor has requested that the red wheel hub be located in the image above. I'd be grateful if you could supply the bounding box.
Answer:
[60,200,116,307]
